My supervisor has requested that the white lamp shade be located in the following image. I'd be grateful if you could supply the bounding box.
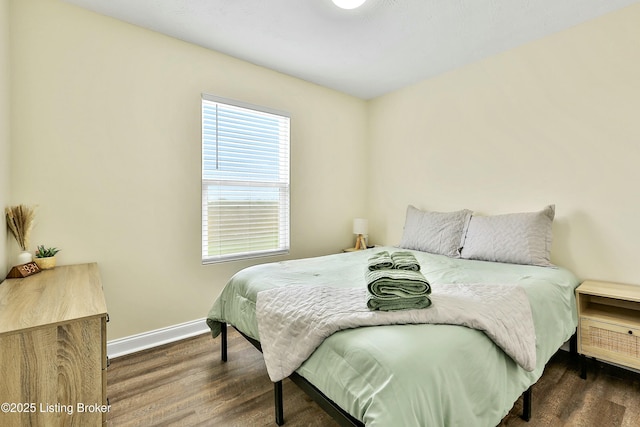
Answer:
[353,218,368,235]
[332,0,367,10]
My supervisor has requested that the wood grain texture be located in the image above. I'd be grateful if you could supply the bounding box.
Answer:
[577,281,640,303]
[0,264,108,427]
[577,280,640,372]
[107,328,640,426]
[0,263,107,334]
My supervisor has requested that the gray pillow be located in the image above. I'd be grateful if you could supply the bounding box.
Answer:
[398,205,472,258]
[460,205,555,267]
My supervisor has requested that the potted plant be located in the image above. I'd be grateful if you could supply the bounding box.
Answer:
[34,245,61,270]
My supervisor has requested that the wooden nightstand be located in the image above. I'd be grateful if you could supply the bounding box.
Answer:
[343,246,376,253]
[576,280,640,379]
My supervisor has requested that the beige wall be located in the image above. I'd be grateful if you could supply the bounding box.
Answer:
[9,0,367,339]
[367,4,640,284]
[0,0,9,278]
[7,0,640,339]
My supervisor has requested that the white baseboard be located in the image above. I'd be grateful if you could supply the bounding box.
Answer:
[107,318,210,359]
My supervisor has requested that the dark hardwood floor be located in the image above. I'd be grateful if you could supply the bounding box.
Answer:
[107,328,640,426]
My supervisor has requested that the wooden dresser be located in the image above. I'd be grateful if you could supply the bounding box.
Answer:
[0,263,108,426]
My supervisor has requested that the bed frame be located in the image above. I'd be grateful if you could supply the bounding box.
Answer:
[221,322,362,426]
[220,321,578,426]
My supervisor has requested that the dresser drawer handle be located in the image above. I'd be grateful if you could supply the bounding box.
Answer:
[629,330,634,335]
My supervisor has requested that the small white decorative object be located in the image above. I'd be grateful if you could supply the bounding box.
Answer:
[332,0,367,9]
[17,250,33,264]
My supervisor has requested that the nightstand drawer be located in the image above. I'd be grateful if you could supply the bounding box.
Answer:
[580,317,640,369]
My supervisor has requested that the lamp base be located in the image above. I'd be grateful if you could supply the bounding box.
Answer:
[355,234,367,250]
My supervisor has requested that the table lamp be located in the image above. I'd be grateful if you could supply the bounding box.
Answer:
[353,218,368,250]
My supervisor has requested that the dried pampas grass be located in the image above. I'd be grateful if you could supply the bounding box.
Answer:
[5,205,36,251]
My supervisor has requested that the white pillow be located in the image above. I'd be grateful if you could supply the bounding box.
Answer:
[398,205,472,258]
[460,205,555,267]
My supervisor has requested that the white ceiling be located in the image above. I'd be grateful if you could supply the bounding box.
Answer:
[63,0,638,100]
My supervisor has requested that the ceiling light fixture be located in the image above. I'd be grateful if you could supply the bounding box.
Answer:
[332,0,367,10]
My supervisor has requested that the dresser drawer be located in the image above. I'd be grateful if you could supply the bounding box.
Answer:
[580,317,640,369]
[0,263,108,427]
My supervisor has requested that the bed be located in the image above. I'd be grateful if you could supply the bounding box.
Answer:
[206,206,581,426]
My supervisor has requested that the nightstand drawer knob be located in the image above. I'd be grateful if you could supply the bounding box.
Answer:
[629,330,633,335]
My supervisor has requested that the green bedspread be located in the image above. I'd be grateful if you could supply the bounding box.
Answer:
[206,247,580,426]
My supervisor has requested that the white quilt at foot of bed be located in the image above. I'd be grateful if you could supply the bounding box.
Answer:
[256,283,536,382]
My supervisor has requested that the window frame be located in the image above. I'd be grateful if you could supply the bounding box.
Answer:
[201,93,291,264]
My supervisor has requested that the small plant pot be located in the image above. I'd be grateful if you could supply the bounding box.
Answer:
[35,256,56,270]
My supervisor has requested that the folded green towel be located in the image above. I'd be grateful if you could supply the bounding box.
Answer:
[365,251,430,311]
[368,251,394,271]
[366,269,431,297]
[367,294,432,311]
[390,251,421,271]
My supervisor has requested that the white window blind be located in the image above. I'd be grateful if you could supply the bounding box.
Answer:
[202,94,290,263]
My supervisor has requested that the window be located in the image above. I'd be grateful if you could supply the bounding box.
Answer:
[202,94,290,263]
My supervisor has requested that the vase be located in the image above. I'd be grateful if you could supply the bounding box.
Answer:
[35,256,56,270]
[17,250,33,265]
